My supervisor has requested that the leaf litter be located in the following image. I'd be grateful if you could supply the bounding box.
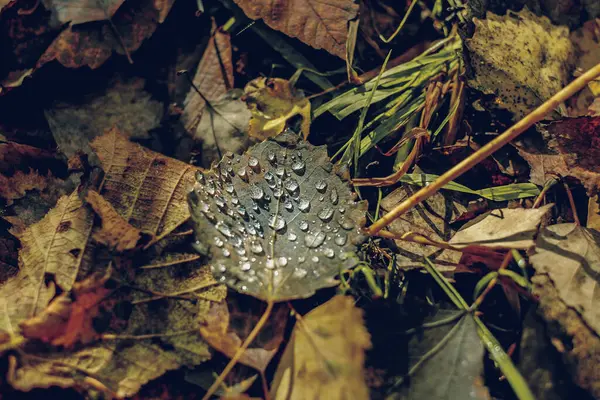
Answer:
[2,1,600,399]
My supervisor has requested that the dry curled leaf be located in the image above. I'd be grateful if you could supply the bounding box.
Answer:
[86,190,143,252]
[270,295,371,400]
[19,272,114,347]
[91,127,198,242]
[233,0,359,59]
[243,77,311,141]
[449,205,553,250]
[42,0,125,26]
[519,117,600,195]
[466,9,574,119]
[188,130,367,301]
[199,293,288,372]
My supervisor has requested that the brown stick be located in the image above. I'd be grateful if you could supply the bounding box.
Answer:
[367,61,600,235]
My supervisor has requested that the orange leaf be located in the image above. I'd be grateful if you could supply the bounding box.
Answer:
[19,273,114,347]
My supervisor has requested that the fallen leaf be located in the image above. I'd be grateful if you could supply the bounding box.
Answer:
[532,273,600,398]
[42,0,125,26]
[449,205,553,250]
[0,190,94,338]
[195,91,252,167]
[243,77,311,141]
[154,0,176,23]
[0,169,49,205]
[531,223,600,334]
[181,23,251,166]
[233,0,359,59]
[182,21,233,137]
[466,9,574,120]
[518,117,600,195]
[0,236,18,283]
[86,190,144,252]
[380,185,464,271]
[588,196,600,230]
[389,311,488,400]
[45,77,163,160]
[270,295,371,400]
[188,130,367,301]
[199,293,288,372]
[37,0,160,69]
[19,272,113,347]
[91,127,198,241]
[590,97,600,116]
[568,19,600,116]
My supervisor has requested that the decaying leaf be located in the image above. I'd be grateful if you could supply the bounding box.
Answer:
[521,117,600,195]
[182,22,233,136]
[380,185,464,271]
[37,0,161,69]
[0,169,49,205]
[243,77,311,141]
[233,0,359,59]
[589,196,600,230]
[199,293,288,372]
[449,205,553,250]
[532,273,600,398]
[0,190,94,337]
[91,127,198,241]
[181,23,251,166]
[270,295,371,400]
[42,0,125,26]
[531,223,600,334]
[19,272,113,347]
[45,77,163,160]
[466,9,574,119]
[390,311,488,400]
[86,190,143,252]
[188,130,366,301]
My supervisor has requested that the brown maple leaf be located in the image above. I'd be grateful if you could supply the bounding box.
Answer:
[233,0,359,59]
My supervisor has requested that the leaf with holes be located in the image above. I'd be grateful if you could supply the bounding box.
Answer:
[0,190,94,338]
[233,0,359,59]
[188,130,366,301]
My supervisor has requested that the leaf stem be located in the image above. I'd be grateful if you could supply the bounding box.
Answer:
[367,61,600,235]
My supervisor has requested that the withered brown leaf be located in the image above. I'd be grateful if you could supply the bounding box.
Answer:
[19,272,114,347]
[91,127,198,242]
[233,0,359,59]
[85,190,143,252]
[270,296,371,400]
[37,0,160,69]
[518,116,600,195]
[199,293,288,372]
